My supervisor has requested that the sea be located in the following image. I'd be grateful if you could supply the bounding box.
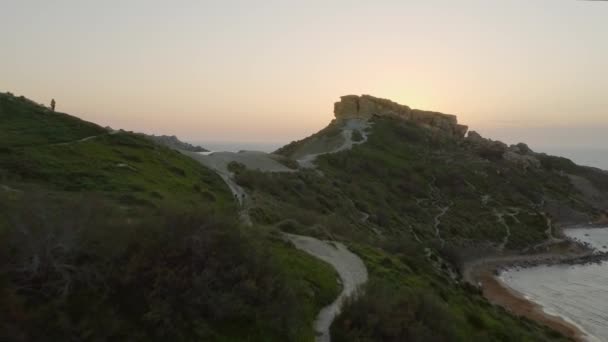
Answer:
[500,227,608,342]
[537,147,608,171]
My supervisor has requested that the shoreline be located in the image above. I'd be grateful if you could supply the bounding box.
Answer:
[474,263,588,341]
[464,226,608,341]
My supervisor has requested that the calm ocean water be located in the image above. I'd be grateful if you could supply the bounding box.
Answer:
[538,147,608,171]
[501,228,608,342]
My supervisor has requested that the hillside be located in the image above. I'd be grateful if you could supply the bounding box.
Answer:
[235,95,608,341]
[0,92,340,342]
[2,92,608,341]
[141,133,209,152]
[0,93,106,147]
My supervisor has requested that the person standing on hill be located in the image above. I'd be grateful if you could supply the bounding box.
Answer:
[50,98,56,112]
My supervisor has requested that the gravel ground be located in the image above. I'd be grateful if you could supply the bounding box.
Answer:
[286,234,368,342]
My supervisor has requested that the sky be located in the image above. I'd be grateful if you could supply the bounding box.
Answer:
[1,0,607,152]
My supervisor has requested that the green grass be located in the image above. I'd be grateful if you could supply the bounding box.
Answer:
[241,116,601,250]
[331,243,570,342]
[267,236,342,341]
[2,132,233,212]
[0,92,106,147]
[230,115,605,341]
[2,91,601,341]
[0,92,234,213]
[0,92,341,342]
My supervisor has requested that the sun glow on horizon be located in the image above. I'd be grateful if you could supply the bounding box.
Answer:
[1,0,606,148]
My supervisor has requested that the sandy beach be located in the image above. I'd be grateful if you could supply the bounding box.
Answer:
[474,264,587,341]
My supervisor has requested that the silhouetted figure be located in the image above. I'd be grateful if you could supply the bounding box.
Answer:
[50,99,56,112]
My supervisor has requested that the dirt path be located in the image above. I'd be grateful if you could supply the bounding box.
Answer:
[185,149,370,341]
[50,130,119,147]
[1,184,22,193]
[297,118,371,168]
[286,234,368,342]
[433,205,450,247]
[189,150,294,174]
[182,150,294,226]
[494,208,521,251]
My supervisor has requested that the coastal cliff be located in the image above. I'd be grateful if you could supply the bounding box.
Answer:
[334,94,469,138]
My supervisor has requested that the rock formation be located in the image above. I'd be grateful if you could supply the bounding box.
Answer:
[466,131,541,170]
[334,95,469,138]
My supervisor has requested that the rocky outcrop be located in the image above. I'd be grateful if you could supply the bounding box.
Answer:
[466,132,541,170]
[567,174,608,211]
[334,95,468,138]
[503,151,541,170]
[466,131,509,161]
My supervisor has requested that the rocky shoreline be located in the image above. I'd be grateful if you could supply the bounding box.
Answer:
[465,227,608,342]
[494,250,608,275]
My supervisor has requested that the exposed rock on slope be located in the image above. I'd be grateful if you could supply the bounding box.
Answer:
[466,130,541,170]
[334,94,468,138]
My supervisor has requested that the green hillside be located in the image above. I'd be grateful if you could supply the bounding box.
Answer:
[0,92,339,342]
[0,93,106,147]
[235,114,608,341]
[0,92,233,211]
[3,91,606,341]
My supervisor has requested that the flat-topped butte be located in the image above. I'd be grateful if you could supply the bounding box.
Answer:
[334,94,469,138]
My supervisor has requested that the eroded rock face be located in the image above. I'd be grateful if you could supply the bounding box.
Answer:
[334,95,468,138]
[503,151,541,170]
[466,131,541,170]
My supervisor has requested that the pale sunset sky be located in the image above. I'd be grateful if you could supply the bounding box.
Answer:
[1,0,606,151]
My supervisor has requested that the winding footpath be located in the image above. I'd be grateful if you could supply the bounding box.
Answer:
[297,118,371,168]
[183,124,370,341]
[433,205,450,248]
[286,234,368,342]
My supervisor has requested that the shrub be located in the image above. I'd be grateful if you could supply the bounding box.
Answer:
[351,130,363,142]
[331,280,457,342]
[0,192,308,341]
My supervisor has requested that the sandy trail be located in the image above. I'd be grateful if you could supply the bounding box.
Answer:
[297,118,371,168]
[188,150,294,174]
[1,184,22,193]
[286,234,368,342]
[182,150,293,220]
[50,129,120,147]
[433,205,450,247]
[184,149,369,342]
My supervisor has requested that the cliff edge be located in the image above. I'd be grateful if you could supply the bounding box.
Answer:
[334,94,469,138]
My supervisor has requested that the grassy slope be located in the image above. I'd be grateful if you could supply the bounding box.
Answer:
[0,93,233,212]
[0,92,339,342]
[0,94,106,147]
[334,243,568,342]
[253,117,599,248]
[234,116,607,341]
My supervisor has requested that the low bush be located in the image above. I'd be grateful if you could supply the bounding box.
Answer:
[0,192,325,341]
